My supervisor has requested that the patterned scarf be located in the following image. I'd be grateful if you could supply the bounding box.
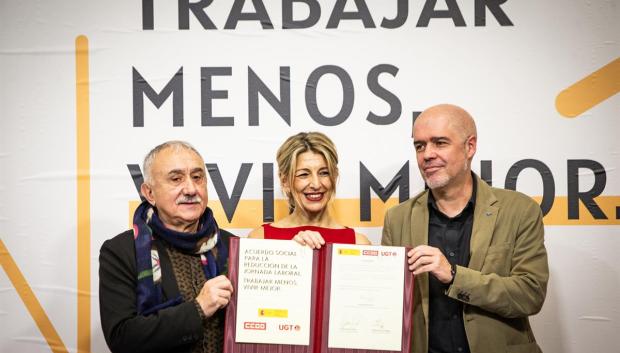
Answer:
[133,200,227,315]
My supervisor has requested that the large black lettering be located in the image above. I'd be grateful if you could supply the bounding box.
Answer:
[417,0,466,27]
[480,160,492,186]
[248,67,291,126]
[201,67,233,126]
[179,0,216,29]
[305,65,354,126]
[142,0,154,30]
[381,0,408,29]
[127,164,146,201]
[567,160,607,220]
[504,159,555,216]
[133,67,184,127]
[475,0,513,26]
[225,0,274,29]
[282,0,320,29]
[263,163,275,222]
[207,163,253,222]
[327,0,375,28]
[412,111,421,124]
[366,64,401,125]
[360,162,409,221]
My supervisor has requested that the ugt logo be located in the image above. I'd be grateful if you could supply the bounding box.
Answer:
[278,324,301,331]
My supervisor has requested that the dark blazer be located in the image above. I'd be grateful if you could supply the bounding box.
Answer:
[99,228,234,353]
[382,176,548,353]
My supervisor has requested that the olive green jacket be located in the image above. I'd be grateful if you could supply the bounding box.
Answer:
[382,176,548,353]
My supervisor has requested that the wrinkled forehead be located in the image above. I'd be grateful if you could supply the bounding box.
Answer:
[152,147,205,174]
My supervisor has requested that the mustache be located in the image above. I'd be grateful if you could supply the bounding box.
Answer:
[176,195,203,204]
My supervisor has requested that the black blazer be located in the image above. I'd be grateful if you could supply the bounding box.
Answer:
[99,228,235,353]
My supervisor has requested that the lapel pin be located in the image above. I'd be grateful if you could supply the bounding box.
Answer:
[485,211,492,216]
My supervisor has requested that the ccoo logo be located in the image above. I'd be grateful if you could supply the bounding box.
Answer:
[244,322,266,330]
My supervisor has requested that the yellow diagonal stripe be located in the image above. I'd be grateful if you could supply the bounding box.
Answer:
[0,239,69,353]
[556,57,620,117]
[75,35,91,353]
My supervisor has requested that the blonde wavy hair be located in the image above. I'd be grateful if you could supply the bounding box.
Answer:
[276,132,339,211]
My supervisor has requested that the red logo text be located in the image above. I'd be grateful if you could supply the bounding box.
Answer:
[244,322,266,330]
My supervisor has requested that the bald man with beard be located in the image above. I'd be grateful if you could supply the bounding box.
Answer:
[382,104,548,353]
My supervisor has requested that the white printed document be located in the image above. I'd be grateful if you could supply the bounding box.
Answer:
[235,238,314,345]
[327,244,405,350]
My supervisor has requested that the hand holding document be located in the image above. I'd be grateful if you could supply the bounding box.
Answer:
[225,238,413,353]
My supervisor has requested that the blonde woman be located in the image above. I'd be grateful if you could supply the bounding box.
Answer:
[248,132,370,247]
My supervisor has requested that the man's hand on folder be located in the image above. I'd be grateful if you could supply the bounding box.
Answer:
[196,275,234,317]
[407,245,453,284]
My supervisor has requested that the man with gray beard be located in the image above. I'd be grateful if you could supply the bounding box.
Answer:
[99,141,234,353]
[382,104,548,353]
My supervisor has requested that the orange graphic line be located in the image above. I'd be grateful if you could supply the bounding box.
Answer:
[0,239,69,353]
[130,196,620,229]
[76,35,91,353]
[556,57,620,117]
[129,198,402,230]
[533,196,620,225]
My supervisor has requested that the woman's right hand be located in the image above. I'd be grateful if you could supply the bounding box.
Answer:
[292,230,326,249]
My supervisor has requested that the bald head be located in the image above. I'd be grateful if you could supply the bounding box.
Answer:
[412,104,478,191]
[414,104,477,142]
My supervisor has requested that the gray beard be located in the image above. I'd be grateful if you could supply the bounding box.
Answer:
[422,159,469,189]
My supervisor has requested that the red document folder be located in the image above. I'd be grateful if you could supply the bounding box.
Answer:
[224,238,414,353]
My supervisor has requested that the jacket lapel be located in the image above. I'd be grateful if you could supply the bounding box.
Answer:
[411,192,430,328]
[468,177,499,271]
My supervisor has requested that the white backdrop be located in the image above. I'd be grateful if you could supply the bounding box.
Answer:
[1,1,619,352]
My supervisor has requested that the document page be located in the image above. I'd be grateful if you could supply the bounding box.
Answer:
[235,238,314,345]
[328,244,405,350]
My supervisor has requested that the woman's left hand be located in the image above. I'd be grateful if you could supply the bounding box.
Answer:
[292,230,325,249]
